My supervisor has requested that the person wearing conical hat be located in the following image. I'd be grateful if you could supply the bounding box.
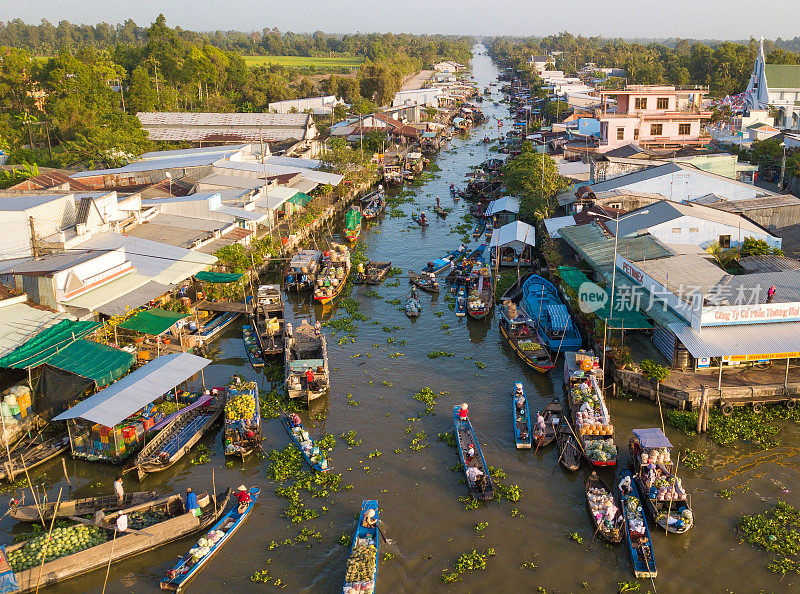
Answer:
[235,485,251,506]
[459,403,469,419]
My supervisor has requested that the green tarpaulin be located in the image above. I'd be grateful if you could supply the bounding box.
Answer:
[118,308,189,336]
[45,340,135,388]
[345,207,362,230]
[0,320,101,369]
[195,271,243,284]
[557,266,652,330]
[288,192,313,206]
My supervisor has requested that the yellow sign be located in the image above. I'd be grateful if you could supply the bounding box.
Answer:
[726,352,800,362]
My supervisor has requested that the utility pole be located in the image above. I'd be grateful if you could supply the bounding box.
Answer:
[779,145,787,191]
[28,217,38,259]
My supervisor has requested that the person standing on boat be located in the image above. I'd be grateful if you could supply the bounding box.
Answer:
[114,476,124,506]
[535,412,547,435]
[289,412,301,428]
[286,322,293,339]
[466,465,486,494]
[186,488,201,517]
[410,285,419,300]
[305,367,315,390]
[363,508,378,529]
[466,444,475,463]
[459,403,469,419]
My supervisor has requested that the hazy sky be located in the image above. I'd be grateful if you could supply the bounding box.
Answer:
[6,0,797,40]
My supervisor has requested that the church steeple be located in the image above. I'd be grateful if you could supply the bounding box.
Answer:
[745,36,770,110]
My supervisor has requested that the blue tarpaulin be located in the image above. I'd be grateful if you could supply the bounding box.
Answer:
[633,428,673,449]
[546,304,572,332]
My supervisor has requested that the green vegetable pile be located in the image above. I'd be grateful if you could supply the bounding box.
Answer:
[738,501,800,576]
[8,524,108,571]
[344,543,377,583]
[128,508,169,530]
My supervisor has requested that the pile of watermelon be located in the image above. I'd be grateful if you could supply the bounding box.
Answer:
[7,524,108,572]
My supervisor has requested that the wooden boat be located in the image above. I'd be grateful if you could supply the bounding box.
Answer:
[455,283,467,317]
[361,189,386,219]
[466,250,492,320]
[285,250,322,292]
[411,213,428,227]
[344,205,363,243]
[242,323,263,369]
[383,165,403,187]
[449,185,462,201]
[453,406,494,501]
[556,418,581,471]
[586,471,623,544]
[408,270,439,294]
[186,310,240,346]
[10,491,159,522]
[354,261,391,285]
[252,284,285,357]
[619,469,658,579]
[472,218,486,239]
[0,434,70,483]
[522,275,582,354]
[135,391,224,480]
[433,205,448,217]
[512,382,532,449]
[160,488,260,591]
[343,500,379,593]
[7,490,231,593]
[285,320,329,402]
[628,428,694,534]
[498,271,534,302]
[280,415,330,472]
[422,244,468,276]
[499,301,555,373]
[404,295,422,318]
[533,399,562,448]
[313,243,350,305]
[223,383,261,457]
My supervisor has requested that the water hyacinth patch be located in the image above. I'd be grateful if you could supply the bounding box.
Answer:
[427,350,454,359]
[738,501,800,576]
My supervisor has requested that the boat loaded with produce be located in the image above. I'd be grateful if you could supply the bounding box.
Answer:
[628,428,694,534]
[285,250,322,292]
[354,261,391,285]
[586,471,622,544]
[453,405,494,501]
[618,469,657,579]
[344,205,363,244]
[512,382,532,449]
[223,380,261,457]
[343,500,379,594]
[160,487,260,591]
[361,188,386,219]
[564,352,617,467]
[280,414,330,472]
[314,243,351,305]
[498,300,555,373]
[285,320,330,402]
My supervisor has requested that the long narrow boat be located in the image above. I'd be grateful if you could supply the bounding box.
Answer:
[361,189,386,219]
[455,283,467,317]
[404,295,422,318]
[285,320,330,402]
[160,487,260,591]
[354,261,391,285]
[344,205,363,243]
[628,428,693,534]
[0,434,70,483]
[252,284,285,358]
[313,243,351,305]
[135,391,224,480]
[10,491,160,522]
[186,310,240,346]
[408,271,439,294]
[472,218,486,239]
[284,250,322,292]
[466,247,492,320]
[619,469,658,579]
[280,415,330,472]
[453,406,495,501]
[343,500,379,594]
[556,420,581,472]
[422,244,468,276]
[433,205,449,218]
[242,323,264,369]
[521,275,582,354]
[586,471,623,544]
[223,383,261,457]
[533,399,562,448]
[512,382,532,449]
[6,490,231,593]
[498,301,555,373]
[411,213,428,227]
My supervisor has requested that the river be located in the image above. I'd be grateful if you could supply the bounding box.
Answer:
[10,44,800,593]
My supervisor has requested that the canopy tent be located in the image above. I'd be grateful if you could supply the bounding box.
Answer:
[44,340,134,388]
[489,221,536,251]
[0,320,101,369]
[288,192,314,207]
[485,196,520,216]
[632,428,673,449]
[421,131,437,138]
[118,308,189,336]
[195,271,243,284]
[345,208,362,229]
[53,352,211,427]
[558,266,653,330]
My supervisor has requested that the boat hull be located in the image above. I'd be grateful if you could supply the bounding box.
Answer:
[499,324,555,373]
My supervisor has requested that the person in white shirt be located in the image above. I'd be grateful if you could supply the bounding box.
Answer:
[114,476,124,505]
[465,465,484,483]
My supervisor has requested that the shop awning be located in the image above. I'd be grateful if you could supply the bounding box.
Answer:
[633,428,673,449]
[44,340,135,388]
[195,271,243,284]
[489,221,536,251]
[0,320,101,369]
[667,321,800,359]
[118,308,189,336]
[53,352,211,427]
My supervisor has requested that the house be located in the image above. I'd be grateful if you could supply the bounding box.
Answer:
[0,194,77,260]
[528,55,553,74]
[485,197,520,227]
[136,112,317,146]
[598,85,712,149]
[611,199,781,250]
[268,96,344,115]
[392,88,445,109]
[433,61,464,74]
[745,38,800,130]
[0,287,74,357]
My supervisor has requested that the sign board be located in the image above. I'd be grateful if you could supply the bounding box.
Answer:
[701,303,800,326]
[723,352,800,363]
[697,357,711,368]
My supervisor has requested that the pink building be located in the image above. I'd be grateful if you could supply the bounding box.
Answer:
[598,85,711,150]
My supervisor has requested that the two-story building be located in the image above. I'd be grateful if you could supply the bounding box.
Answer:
[598,85,711,150]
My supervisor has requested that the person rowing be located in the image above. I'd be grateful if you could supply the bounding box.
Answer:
[465,465,486,494]
[363,508,377,529]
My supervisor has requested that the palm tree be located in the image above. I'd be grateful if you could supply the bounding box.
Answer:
[706,241,739,270]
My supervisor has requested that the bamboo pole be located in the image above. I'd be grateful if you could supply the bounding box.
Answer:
[61,458,71,488]
[101,529,118,594]
[21,450,46,528]
[665,453,681,540]
[0,413,15,486]
[34,487,62,594]
[212,468,217,516]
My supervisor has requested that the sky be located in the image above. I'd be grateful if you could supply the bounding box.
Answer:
[6,0,799,40]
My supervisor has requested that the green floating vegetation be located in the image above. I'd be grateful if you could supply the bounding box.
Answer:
[346,393,360,406]
[427,350,454,359]
[440,547,496,582]
[338,531,351,546]
[341,430,361,447]
[565,532,584,544]
[368,450,382,458]
[716,489,734,500]
[617,582,640,592]
[386,267,403,277]
[413,387,439,415]
[475,361,486,369]
[363,290,382,299]
[190,443,212,465]
[386,299,401,306]
[388,352,404,358]
[438,431,457,448]
[409,432,429,451]
[667,405,800,449]
[738,501,800,576]
[260,389,302,420]
[681,448,707,469]
[474,522,488,532]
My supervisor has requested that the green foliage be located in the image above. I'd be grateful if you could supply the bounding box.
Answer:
[740,236,783,257]
[639,359,670,383]
[502,146,569,219]
[412,387,439,415]
[738,501,800,576]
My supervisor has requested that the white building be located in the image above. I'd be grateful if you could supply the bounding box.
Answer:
[268,96,345,116]
[745,38,800,130]
[392,88,445,109]
[433,61,464,74]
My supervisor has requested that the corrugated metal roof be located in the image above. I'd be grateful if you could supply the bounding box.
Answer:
[214,160,343,186]
[137,112,310,127]
[668,320,800,358]
[712,194,800,212]
[0,195,68,211]
[53,353,211,426]
[265,156,321,169]
[632,254,727,299]
[489,221,536,249]
[559,225,674,272]
[94,281,175,317]
[738,255,800,273]
[72,153,225,178]
[0,299,72,357]
[716,271,800,304]
[485,196,520,216]
[5,250,106,275]
[140,145,247,160]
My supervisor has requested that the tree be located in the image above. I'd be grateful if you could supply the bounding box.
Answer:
[739,237,783,257]
[502,143,569,219]
[126,65,157,113]
[639,359,670,432]
[541,100,569,122]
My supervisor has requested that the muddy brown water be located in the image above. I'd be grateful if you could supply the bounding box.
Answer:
[7,45,800,593]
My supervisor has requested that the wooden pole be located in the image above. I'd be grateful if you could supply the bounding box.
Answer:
[34,487,62,594]
[656,382,665,434]
[101,529,118,594]
[22,455,46,528]
[697,386,706,434]
[0,413,15,486]
[212,468,217,516]
[61,457,71,488]
[664,453,681,540]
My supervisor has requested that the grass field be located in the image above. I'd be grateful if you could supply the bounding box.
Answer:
[242,55,363,69]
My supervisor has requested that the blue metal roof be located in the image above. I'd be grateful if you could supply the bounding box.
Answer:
[546,304,571,332]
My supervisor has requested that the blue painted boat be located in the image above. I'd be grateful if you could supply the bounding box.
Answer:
[619,469,658,579]
[512,382,532,449]
[343,500,379,593]
[160,488,260,591]
[456,283,467,317]
[280,415,330,472]
[242,323,264,369]
[522,275,582,354]
[453,406,495,501]
[404,295,422,318]
[422,244,468,275]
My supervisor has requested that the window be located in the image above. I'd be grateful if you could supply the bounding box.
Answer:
[616,127,625,140]
[672,228,681,233]
[634,129,640,139]
[689,227,699,233]
[635,97,647,110]
[678,123,691,135]
[650,123,663,136]
[719,235,731,248]
[656,97,669,110]
[608,202,622,210]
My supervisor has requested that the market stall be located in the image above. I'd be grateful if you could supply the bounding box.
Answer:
[489,221,536,268]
